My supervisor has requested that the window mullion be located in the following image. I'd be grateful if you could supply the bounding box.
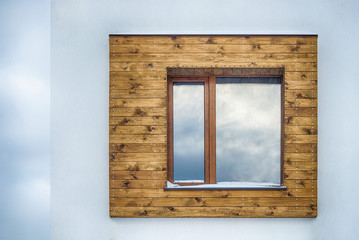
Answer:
[209,76,216,184]
[204,78,210,184]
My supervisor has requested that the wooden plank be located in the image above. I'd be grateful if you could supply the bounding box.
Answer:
[109,143,167,153]
[285,143,317,153]
[110,171,166,180]
[110,197,316,207]
[284,153,317,162]
[110,44,317,54]
[110,98,166,108]
[285,135,317,144]
[284,116,317,126]
[110,89,167,99]
[110,162,167,171]
[110,188,317,198]
[109,152,167,162]
[110,179,166,188]
[110,107,167,117]
[110,135,166,144]
[285,90,317,99]
[110,71,166,80]
[285,99,317,108]
[109,116,166,126]
[285,125,317,135]
[166,68,285,77]
[285,108,317,117]
[110,62,317,72]
[110,36,317,45]
[111,53,317,64]
[110,81,166,90]
[285,81,317,90]
[284,161,317,170]
[110,179,316,189]
[110,125,167,135]
[285,72,317,81]
[284,170,317,179]
[110,206,316,218]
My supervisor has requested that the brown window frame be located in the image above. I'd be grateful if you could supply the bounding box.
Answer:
[167,69,285,187]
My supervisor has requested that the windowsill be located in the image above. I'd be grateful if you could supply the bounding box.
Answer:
[164,181,287,191]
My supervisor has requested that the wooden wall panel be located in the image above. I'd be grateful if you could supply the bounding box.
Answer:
[109,35,318,218]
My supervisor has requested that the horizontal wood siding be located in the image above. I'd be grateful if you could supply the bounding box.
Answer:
[109,35,317,218]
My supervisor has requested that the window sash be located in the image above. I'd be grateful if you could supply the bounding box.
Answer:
[167,75,284,186]
[167,77,211,185]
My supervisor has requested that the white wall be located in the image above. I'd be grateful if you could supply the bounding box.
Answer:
[51,0,359,239]
[0,1,50,240]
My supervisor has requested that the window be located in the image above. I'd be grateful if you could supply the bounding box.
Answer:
[167,72,285,189]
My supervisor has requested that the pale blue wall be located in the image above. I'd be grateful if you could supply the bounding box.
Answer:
[51,1,359,239]
[0,1,50,240]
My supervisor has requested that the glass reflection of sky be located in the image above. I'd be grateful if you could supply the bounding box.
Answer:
[173,83,204,182]
[216,78,281,184]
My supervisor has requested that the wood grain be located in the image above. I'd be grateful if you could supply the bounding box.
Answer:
[110,44,317,54]
[110,162,167,171]
[110,206,317,218]
[110,197,316,207]
[110,125,167,135]
[111,53,317,63]
[110,99,166,108]
[110,107,167,117]
[111,81,166,90]
[110,89,167,99]
[109,152,167,162]
[109,116,166,126]
[109,143,167,153]
[110,35,317,45]
[110,62,317,72]
[284,161,317,170]
[109,35,318,218]
[110,188,317,198]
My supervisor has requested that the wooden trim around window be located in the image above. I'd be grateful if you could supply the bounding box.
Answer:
[208,76,216,184]
[166,78,174,183]
[167,68,285,186]
[280,74,285,185]
[167,77,209,185]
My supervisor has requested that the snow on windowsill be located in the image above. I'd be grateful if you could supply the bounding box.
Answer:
[174,180,204,183]
[165,181,287,190]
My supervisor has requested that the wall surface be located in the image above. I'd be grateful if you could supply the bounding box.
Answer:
[51,0,359,239]
[108,36,318,218]
[1,1,50,240]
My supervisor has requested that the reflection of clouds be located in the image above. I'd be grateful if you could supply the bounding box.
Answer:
[172,81,281,184]
[216,83,281,183]
[173,84,204,181]
[216,84,280,129]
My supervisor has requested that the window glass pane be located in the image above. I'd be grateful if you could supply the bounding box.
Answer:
[216,77,281,184]
[173,82,204,183]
